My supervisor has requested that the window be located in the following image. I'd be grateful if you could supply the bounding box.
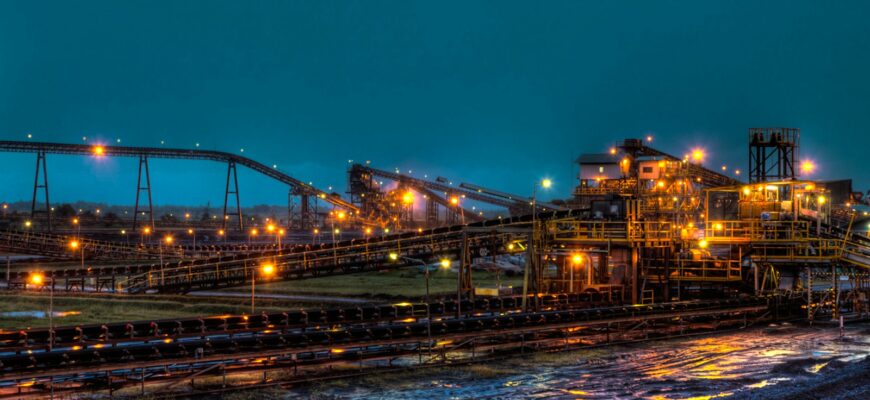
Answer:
[599,166,604,173]
[642,167,653,173]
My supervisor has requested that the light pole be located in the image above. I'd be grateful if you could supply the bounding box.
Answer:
[30,273,52,350]
[397,256,452,358]
[142,226,151,246]
[160,235,173,286]
[188,228,196,249]
[69,240,83,269]
[524,178,552,312]
[569,253,583,293]
[252,263,275,314]
[266,223,276,246]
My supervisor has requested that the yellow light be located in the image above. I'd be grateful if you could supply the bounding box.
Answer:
[818,196,826,205]
[507,243,515,250]
[143,227,151,234]
[120,229,126,235]
[742,186,751,196]
[313,228,319,234]
[29,273,43,285]
[721,165,727,171]
[92,145,105,156]
[164,235,173,244]
[384,228,390,233]
[72,218,79,225]
[184,213,190,219]
[541,179,552,188]
[69,240,79,249]
[691,149,704,162]
[698,239,708,249]
[334,228,340,234]
[389,253,399,261]
[365,227,372,235]
[402,191,414,204]
[449,196,459,205]
[800,160,816,174]
[805,183,815,191]
[24,220,32,227]
[261,263,275,276]
[278,229,285,235]
[218,229,225,236]
[646,135,653,142]
[571,254,583,265]
[713,223,723,231]
[336,211,346,220]
[440,259,451,268]
[187,229,194,235]
[266,224,275,233]
[250,228,258,236]
[735,169,741,175]
[656,181,665,188]
[609,147,617,155]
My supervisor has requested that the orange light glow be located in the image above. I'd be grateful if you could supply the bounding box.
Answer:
[29,273,44,285]
[92,145,105,156]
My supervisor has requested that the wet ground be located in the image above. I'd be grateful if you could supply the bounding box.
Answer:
[297,322,870,399]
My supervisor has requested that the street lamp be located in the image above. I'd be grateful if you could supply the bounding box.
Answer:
[569,253,583,293]
[525,178,552,311]
[69,239,84,269]
[398,256,451,357]
[249,228,258,245]
[142,226,151,245]
[159,235,173,286]
[187,228,196,249]
[72,217,80,237]
[30,273,53,349]
[252,262,276,314]
[449,196,465,224]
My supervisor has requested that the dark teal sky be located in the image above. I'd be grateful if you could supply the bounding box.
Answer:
[1,0,868,207]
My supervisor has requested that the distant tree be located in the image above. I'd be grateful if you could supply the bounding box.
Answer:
[55,204,76,220]
[102,212,120,227]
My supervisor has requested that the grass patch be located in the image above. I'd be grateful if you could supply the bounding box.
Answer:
[0,293,312,329]
[250,269,524,298]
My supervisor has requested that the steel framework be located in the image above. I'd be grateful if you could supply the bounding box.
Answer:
[748,127,800,183]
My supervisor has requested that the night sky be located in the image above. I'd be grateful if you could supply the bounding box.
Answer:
[1,1,868,207]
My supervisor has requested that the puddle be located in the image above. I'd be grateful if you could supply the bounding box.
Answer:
[0,310,81,318]
[297,323,870,399]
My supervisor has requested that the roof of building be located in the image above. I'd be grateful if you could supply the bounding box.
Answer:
[576,153,618,165]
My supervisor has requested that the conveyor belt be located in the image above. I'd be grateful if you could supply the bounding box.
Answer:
[0,140,357,211]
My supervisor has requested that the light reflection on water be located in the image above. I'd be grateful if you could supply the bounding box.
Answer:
[0,310,81,318]
[301,323,870,399]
